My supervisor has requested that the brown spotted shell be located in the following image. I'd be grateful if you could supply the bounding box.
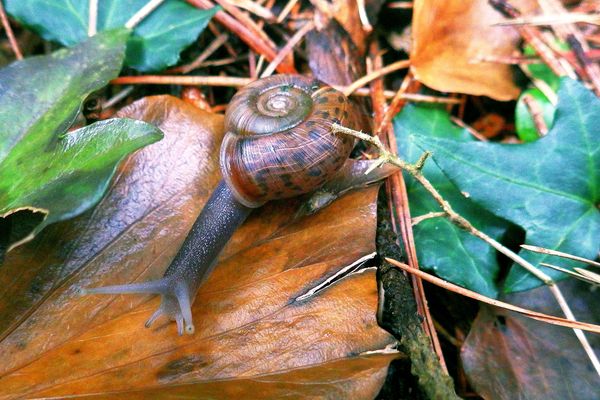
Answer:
[220,74,354,208]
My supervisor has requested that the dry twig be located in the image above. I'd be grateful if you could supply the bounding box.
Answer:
[386,258,600,333]
[0,0,23,60]
[332,122,600,376]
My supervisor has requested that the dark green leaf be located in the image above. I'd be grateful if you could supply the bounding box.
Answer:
[395,105,510,297]
[412,79,600,293]
[0,30,163,249]
[5,0,218,71]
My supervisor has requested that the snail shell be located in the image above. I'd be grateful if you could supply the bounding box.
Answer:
[220,74,354,208]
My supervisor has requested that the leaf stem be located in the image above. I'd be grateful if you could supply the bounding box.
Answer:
[332,122,600,376]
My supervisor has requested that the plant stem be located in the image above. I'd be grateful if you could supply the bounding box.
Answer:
[332,122,600,377]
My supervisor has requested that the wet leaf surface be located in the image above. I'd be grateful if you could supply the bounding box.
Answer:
[412,79,600,292]
[0,96,396,399]
[461,279,600,399]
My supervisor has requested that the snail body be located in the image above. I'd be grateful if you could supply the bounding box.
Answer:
[84,75,358,335]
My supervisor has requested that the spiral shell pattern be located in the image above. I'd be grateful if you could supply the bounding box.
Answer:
[220,75,354,208]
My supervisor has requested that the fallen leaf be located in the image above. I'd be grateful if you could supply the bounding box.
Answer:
[0,30,162,249]
[0,96,396,398]
[5,0,218,71]
[411,0,535,100]
[412,79,600,292]
[329,0,384,54]
[461,279,599,399]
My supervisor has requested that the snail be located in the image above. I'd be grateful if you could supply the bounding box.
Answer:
[84,74,394,335]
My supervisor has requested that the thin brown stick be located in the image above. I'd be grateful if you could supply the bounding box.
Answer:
[450,117,489,141]
[110,75,460,104]
[432,319,462,348]
[536,0,600,95]
[521,245,600,268]
[412,212,446,226]
[386,258,600,334]
[376,73,414,135]
[576,268,600,284]
[214,0,294,72]
[172,33,229,74]
[495,13,600,26]
[356,0,373,33]
[260,20,314,77]
[332,122,600,376]
[489,0,570,77]
[276,0,299,22]
[111,75,252,86]
[225,0,275,21]
[213,0,275,46]
[208,21,237,56]
[567,34,600,96]
[342,59,411,97]
[387,1,413,9]
[474,54,539,65]
[540,263,599,285]
[186,0,295,73]
[197,56,246,67]
[0,0,23,60]
[368,42,387,133]
[521,93,549,136]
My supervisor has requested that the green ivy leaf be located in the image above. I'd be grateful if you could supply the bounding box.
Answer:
[515,87,555,142]
[412,79,600,293]
[5,0,218,71]
[395,105,510,297]
[0,30,163,249]
[514,43,566,142]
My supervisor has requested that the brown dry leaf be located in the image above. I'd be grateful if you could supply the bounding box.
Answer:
[327,0,384,55]
[461,279,599,399]
[411,0,535,100]
[0,96,397,399]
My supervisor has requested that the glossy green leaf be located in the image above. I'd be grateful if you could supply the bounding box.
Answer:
[5,0,218,71]
[395,105,510,297]
[515,87,555,142]
[412,79,600,293]
[0,30,163,249]
[514,43,565,142]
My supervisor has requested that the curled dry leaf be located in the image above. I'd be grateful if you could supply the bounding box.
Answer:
[0,96,396,399]
[411,0,535,100]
